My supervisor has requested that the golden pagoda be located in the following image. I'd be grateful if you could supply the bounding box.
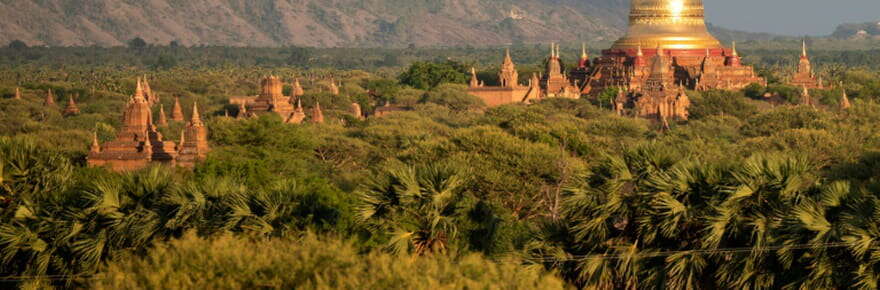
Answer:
[578,0,764,98]
[611,0,722,50]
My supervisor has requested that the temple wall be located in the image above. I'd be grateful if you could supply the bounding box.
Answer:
[467,87,530,107]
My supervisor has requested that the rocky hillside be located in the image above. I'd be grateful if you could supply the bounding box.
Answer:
[0,0,631,47]
[832,21,880,40]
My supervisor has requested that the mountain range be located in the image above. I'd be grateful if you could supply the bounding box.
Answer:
[0,0,786,48]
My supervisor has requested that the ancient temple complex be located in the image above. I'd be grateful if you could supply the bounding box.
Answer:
[230,76,328,124]
[580,0,764,94]
[88,80,209,172]
[466,49,543,107]
[468,0,763,118]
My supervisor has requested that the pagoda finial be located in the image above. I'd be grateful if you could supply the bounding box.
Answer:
[469,67,479,88]
[134,78,146,101]
[312,102,324,124]
[14,87,21,100]
[731,41,738,56]
[90,132,101,153]
[581,42,588,59]
[178,129,186,150]
[504,48,512,63]
[802,39,807,57]
[158,104,168,126]
[841,86,852,110]
[555,43,560,59]
[190,102,202,125]
[171,96,184,121]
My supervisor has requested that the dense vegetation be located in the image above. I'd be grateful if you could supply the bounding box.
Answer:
[2,45,880,289]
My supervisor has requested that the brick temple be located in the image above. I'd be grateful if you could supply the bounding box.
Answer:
[88,80,209,171]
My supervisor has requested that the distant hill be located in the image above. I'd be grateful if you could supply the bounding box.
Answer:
[831,21,880,40]
[0,0,789,48]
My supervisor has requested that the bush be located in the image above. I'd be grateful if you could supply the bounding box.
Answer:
[92,233,564,290]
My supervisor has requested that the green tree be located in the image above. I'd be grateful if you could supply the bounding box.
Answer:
[398,61,469,90]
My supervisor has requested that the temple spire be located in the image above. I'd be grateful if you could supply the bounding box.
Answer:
[802,39,808,58]
[158,104,169,126]
[292,78,305,97]
[63,95,80,116]
[312,102,325,124]
[190,102,203,126]
[134,78,146,102]
[504,48,513,64]
[581,42,588,59]
[45,89,56,106]
[90,132,101,153]
[171,96,184,122]
[14,87,21,100]
[841,87,852,110]
[178,129,186,150]
[731,41,738,56]
[469,67,479,88]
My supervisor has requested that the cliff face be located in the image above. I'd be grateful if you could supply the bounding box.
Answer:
[0,0,630,47]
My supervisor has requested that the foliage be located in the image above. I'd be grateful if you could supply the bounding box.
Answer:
[92,233,564,290]
[398,61,469,90]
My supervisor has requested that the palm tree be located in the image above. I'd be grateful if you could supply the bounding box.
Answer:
[357,163,468,255]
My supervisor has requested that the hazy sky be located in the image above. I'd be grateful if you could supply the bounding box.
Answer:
[703,0,879,36]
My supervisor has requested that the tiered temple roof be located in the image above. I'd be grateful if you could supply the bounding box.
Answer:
[789,41,824,89]
[63,95,80,116]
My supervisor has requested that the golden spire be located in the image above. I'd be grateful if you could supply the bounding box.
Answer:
[802,39,808,58]
[178,129,186,149]
[504,48,513,64]
[134,78,146,102]
[555,43,560,59]
[293,78,305,97]
[841,86,852,110]
[469,67,479,88]
[731,41,738,56]
[172,96,184,122]
[581,42,588,59]
[158,104,169,126]
[312,102,324,124]
[90,132,101,153]
[14,87,21,100]
[190,102,203,126]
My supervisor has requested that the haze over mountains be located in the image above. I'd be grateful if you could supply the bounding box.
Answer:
[0,0,844,48]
